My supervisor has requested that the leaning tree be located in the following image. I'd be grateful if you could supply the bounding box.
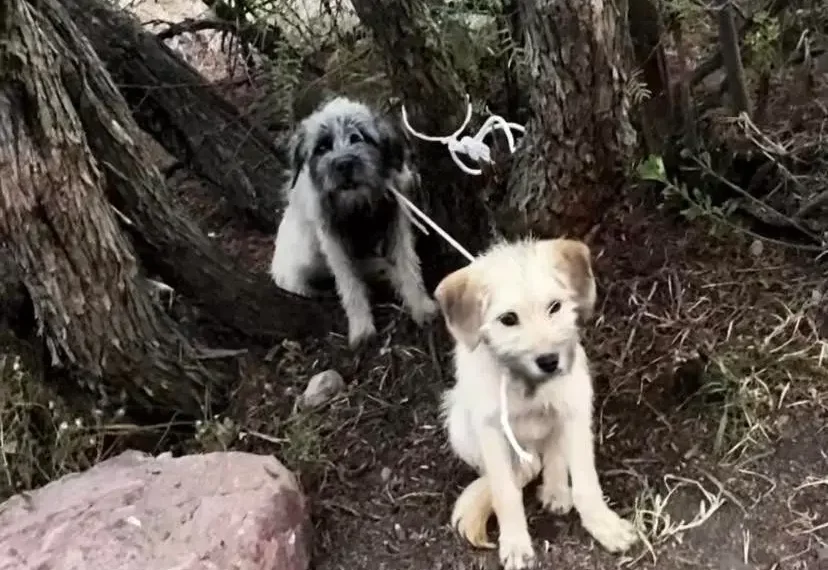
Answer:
[59,0,291,233]
[0,0,337,416]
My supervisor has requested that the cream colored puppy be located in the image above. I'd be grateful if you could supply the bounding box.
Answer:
[435,238,638,570]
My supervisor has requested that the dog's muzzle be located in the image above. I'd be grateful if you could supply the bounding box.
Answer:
[520,366,559,397]
[535,353,559,374]
[332,155,357,185]
[519,343,577,396]
[330,155,369,191]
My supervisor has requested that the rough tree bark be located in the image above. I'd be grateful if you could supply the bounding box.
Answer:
[1,0,338,415]
[25,0,336,344]
[495,0,636,238]
[351,0,495,274]
[59,0,287,233]
[0,0,212,415]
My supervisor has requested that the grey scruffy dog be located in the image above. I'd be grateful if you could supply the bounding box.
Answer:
[270,97,437,348]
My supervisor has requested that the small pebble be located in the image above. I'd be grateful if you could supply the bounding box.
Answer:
[380,467,392,483]
[393,522,406,541]
[300,369,345,409]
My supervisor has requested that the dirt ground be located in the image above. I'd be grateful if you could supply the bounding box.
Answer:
[172,168,828,570]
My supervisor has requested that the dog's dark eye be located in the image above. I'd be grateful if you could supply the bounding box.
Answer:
[498,312,519,327]
[349,132,364,145]
[314,137,333,155]
[547,301,562,315]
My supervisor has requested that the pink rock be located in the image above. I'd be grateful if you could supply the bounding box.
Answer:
[0,450,311,570]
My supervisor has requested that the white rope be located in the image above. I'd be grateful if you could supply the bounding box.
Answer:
[400,94,525,176]
[393,95,533,463]
[500,373,535,463]
[387,186,475,263]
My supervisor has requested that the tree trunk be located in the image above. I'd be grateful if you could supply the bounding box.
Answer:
[715,0,752,116]
[0,0,212,415]
[59,0,287,233]
[30,0,336,344]
[628,0,674,155]
[1,0,340,416]
[504,0,636,237]
[674,23,700,153]
[351,0,495,275]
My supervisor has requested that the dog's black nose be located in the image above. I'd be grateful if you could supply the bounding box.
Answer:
[535,353,559,374]
[333,156,356,178]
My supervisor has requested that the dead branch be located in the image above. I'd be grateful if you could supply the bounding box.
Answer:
[716,0,753,116]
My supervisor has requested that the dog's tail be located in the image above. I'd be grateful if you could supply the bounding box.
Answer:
[451,476,496,550]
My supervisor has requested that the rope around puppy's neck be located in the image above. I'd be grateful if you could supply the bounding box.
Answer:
[499,372,536,463]
[387,97,533,463]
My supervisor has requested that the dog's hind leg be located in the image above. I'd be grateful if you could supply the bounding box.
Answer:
[451,457,540,552]
[470,426,541,570]
[317,229,376,347]
[270,203,322,297]
[386,211,437,325]
[446,391,539,564]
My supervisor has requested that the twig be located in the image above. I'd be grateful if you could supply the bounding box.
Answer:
[795,190,828,219]
[689,154,824,246]
[196,348,249,360]
[151,16,306,68]
[153,18,238,41]
[679,187,825,253]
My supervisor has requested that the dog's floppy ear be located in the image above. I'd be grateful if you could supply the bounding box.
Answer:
[287,127,307,188]
[376,117,406,173]
[539,239,597,320]
[434,266,484,349]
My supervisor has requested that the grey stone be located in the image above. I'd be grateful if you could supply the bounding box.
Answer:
[300,369,345,409]
[0,449,311,570]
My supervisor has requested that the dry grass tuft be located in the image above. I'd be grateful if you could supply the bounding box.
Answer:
[624,474,727,565]
[0,339,103,500]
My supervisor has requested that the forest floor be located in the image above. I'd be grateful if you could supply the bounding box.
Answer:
[175,162,828,570]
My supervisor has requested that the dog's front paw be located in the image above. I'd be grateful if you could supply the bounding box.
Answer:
[347,317,377,348]
[499,534,536,570]
[537,482,573,516]
[271,271,315,298]
[409,295,438,325]
[580,507,638,553]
